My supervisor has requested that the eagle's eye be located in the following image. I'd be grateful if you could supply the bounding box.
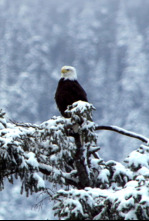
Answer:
[66,68,70,71]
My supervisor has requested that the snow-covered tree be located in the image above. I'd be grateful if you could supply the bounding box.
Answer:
[0,102,149,220]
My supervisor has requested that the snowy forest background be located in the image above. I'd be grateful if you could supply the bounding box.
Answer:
[0,0,149,219]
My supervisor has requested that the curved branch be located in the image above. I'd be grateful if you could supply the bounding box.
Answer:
[95,125,149,144]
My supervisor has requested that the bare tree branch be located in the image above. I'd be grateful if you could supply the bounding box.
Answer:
[95,125,149,144]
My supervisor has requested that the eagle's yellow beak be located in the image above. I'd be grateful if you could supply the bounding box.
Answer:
[61,67,69,74]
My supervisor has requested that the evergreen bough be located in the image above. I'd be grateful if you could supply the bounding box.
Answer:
[0,102,149,220]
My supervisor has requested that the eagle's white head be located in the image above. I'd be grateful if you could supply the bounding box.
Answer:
[61,66,77,80]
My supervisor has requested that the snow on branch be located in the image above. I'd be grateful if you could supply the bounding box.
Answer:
[1,102,149,220]
[54,143,149,220]
[0,112,78,194]
[96,125,149,144]
[0,102,100,194]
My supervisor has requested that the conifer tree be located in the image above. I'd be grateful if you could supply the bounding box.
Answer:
[0,102,149,220]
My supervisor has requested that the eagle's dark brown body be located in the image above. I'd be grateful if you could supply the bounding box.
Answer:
[55,78,88,117]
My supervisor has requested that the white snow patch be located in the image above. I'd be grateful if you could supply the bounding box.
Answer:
[26,152,39,168]
[127,150,149,168]
[33,173,45,189]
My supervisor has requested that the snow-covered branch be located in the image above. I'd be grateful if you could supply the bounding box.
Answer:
[0,102,100,193]
[0,110,78,193]
[1,102,149,220]
[96,125,149,143]
[54,144,149,220]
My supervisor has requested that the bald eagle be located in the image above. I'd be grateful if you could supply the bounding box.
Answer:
[55,66,88,117]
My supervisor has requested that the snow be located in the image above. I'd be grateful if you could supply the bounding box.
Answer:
[53,140,149,219]
[2,102,149,220]
[67,101,95,115]
[0,110,149,220]
[26,152,39,169]
[138,167,149,177]
[33,173,45,189]
[125,148,149,169]
[98,169,110,183]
